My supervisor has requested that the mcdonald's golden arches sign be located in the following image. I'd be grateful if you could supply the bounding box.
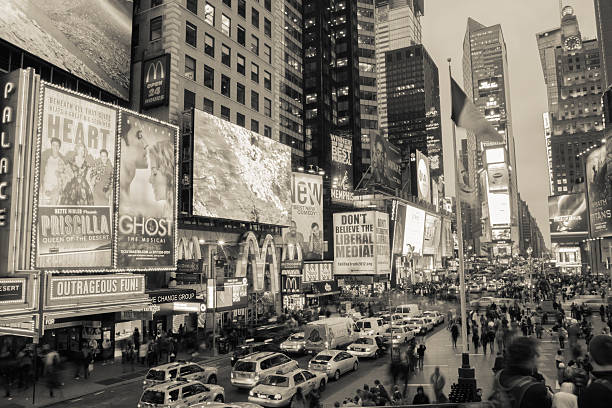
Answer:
[141,54,170,109]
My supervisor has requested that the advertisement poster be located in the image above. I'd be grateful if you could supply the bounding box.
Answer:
[36,86,116,268]
[488,192,511,226]
[282,173,323,261]
[330,133,354,204]
[416,150,431,204]
[141,54,170,109]
[403,205,426,255]
[0,0,133,100]
[487,163,509,192]
[334,211,379,275]
[491,228,511,241]
[370,134,401,190]
[374,212,391,274]
[117,111,176,268]
[303,262,333,283]
[391,201,406,255]
[422,214,441,255]
[586,144,612,237]
[192,110,292,226]
[548,193,588,236]
[442,219,453,257]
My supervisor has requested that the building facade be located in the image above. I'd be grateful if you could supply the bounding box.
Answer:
[594,0,612,88]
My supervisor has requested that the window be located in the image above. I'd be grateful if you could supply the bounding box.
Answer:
[236,112,245,127]
[264,18,271,37]
[264,70,271,90]
[186,21,197,46]
[203,97,214,114]
[251,35,259,55]
[293,373,305,384]
[184,89,195,110]
[205,34,215,57]
[251,119,259,133]
[151,0,163,7]
[223,0,231,7]
[150,16,162,41]
[222,14,231,36]
[252,8,259,28]
[222,44,231,66]
[264,125,271,137]
[221,105,230,120]
[187,0,198,14]
[237,54,246,74]
[221,75,231,97]
[263,44,271,64]
[251,62,259,82]
[251,90,259,111]
[169,389,180,402]
[237,25,246,45]
[204,65,214,89]
[238,0,246,17]
[264,97,271,117]
[237,83,245,104]
[204,2,215,25]
[185,55,196,80]
[265,0,271,12]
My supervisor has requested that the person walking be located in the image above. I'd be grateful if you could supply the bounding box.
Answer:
[429,366,446,403]
[412,386,430,405]
[472,330,480,354]
[451,322,459,349]
[481,327,489,356]
[578,334,612,407]
[417,342,426,370]
[291,388,309,408]
[495,327,505,354]
[559,325,567,349]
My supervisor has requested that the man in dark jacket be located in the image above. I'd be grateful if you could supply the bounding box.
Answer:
[579,334,612,407]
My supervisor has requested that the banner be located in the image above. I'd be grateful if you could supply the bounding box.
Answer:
[548,193,588,236]
[330,133,354,204]
[370,134,401,190]
[403,205,426,255]
[416,150,431,203]
[422,214,441,255]
[36,86,116,268]
[46,274,145,306]
[442,219,453,257]
[141,54,170,109]
[488,192,511,226]
[282,173,323,261]
[117,111,177,268]
[303,261,333,283]
[491,228,511,241]
[487,163,509,192]
[586,143,612,237]
[391,201,406,255]
[374,212,390,274]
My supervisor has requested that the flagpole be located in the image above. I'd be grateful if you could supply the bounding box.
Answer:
[448,58,468,355]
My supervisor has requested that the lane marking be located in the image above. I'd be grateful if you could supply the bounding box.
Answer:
[71,398,83,403]
[94,391,105,395]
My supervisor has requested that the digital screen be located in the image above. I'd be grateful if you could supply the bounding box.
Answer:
[485,147,505,164]
[488,192,510,226]
[403,205,426,255]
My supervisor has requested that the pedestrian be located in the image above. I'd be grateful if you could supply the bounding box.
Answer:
[139,339,148,365]
[389,346,401,386]
[373,379,390,402]
[44,349,61,398]
[481,328,489,356]
[472,330,480,354]
[552,382,577,408]
[412,386,430,405]
[451,323,459,349]
[417,342,426,370]
[291,388,309,408]
[492,352,504,374]
[430,366,446,403]
[133,328,141,352]
[578,334,612,407]
[496,327,505,353]
[559,325,567,349]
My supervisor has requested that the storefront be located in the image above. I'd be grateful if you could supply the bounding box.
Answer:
[145,288,204,337]
[337,275,390,298]
[302,261,339,309]
[0,273,40,359]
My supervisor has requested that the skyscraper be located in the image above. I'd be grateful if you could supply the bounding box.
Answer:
[594,0,612,88]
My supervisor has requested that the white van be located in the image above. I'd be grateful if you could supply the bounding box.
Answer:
[392,304,421,319]
[356,317,388,336]
[304,317,359,354]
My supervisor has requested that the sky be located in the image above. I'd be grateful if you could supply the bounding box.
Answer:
[421,0,598,248]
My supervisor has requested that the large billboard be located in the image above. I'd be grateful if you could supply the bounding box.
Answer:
[370,134,401,190]
[36,86,116,268]
[333,211,389,275]
[330,133,354,204]
[422,214,441,256]
[0,0,133,100]
[488,192,510,226]
[416,150,431,204]
[586,143,612,237]
[548,193,588,236]
[117,111,178,268]
[282,173,324,261]
[487,163,509,192]
[403,205,426,256]
[192,110,292,226]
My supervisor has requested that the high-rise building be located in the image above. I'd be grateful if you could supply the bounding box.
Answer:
[375,0,423,138]
[536,6,605,194]
[518,194,546,258]
[462,17,520,257]
[384,44,443,181]
[594,0,612,88]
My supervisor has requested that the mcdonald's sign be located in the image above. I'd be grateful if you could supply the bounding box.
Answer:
[141,54,170,109]
[282,275,301,294]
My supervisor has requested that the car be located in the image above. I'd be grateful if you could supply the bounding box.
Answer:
[421,317,436,332]
[423,311,444,326]
[280,332,306,355]
[231,352,299,389]
[307,350,358,381]
[143,362,218,389]
[469,284,481,293]
[404,317,431,335]
[355,318,388,336]
[347,336,385,358]
[248,368,327,407]
[581,298,608,312]
[469,296,497,309]
[486,283,497,292]
[137,379,224,408]
[231,340,282,366]
[192,403,263,408]
[387,325,415,345]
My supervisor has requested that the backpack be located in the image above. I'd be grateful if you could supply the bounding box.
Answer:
[484,370,538,408]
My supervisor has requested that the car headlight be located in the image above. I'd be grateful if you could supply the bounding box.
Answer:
[254,375,260,382]
[274,394,282,400]
[249,390,255,396]
[231,372,235,378]
[365,348,371,352]
[143,380,147,385]
[324,341,329,348]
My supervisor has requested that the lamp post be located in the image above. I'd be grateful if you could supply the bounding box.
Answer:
[526,246,533,305]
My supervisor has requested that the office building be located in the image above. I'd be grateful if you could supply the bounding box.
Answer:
[518,194,546,258]
[594,0,612,88]
[385,44,443,182]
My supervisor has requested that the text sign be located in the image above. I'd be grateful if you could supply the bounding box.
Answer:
[47,274,145,305]
[141,54,170,109]
[148,289,196,304]
[0,278,26,304]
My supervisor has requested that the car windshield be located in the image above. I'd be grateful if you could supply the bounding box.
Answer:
[141,390,165,404]
[355,338,373,344]
[145,370,165,380]
[313,355,332,362]
[260,375,289,387]
[290,333,304,341]
[356,322,371,329]
[234,361,256,372]
[391,329,404,334]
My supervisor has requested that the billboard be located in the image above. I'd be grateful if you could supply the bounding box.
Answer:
[488,192,510,226]
[422,214,441,255]
[282,173,323,261]
[586,143,612,237]
[330,133,354,204]
[303,261,333,283]
[333,211,389,275]
[441,219,453,257]
[416,150,431,203]
[0,0,133,100]
[491,228,511,241]
[370,133,401,190]
[192,110,292,226]
[141,54,171,109]
[117,111,178,268]
[548,193,588,236]
[403,205,426,256]
[487,163,509,192]
[35,86,116,268]
[391,201,406,255]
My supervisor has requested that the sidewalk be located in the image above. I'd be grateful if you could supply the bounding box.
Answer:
[4,349,231,408]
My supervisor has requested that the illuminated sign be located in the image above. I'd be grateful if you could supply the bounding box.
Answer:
[141,54,171,109]
[0,278,25,304]
[47,274,145,305]
[485,147,505,164]
[330,133,354,204]
[488,193,511,226]
[303,261,333,282]
[543,112,554,195]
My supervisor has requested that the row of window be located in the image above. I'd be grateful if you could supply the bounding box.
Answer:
[201,2,272,37]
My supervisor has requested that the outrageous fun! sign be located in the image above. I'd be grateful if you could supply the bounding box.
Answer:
[47,274,144,305]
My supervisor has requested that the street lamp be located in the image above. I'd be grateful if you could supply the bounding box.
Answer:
[526,246,533,305]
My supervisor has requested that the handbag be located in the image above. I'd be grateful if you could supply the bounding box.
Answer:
[88,362,94,372]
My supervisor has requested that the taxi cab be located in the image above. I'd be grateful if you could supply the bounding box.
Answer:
[143,361,218,389]
[307,350,358,381]
[279,332,306,355]
[346,337,384,358]
[248,367,327,407]
[231,352,299,389]
[137,379,224,408]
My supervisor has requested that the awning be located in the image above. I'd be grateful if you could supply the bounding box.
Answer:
[44,297,152,321]
[306,291,340,298]
[0,314,38,337]
[156,301,206,315]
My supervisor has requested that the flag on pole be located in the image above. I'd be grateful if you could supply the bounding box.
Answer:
[450,77,504,144]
